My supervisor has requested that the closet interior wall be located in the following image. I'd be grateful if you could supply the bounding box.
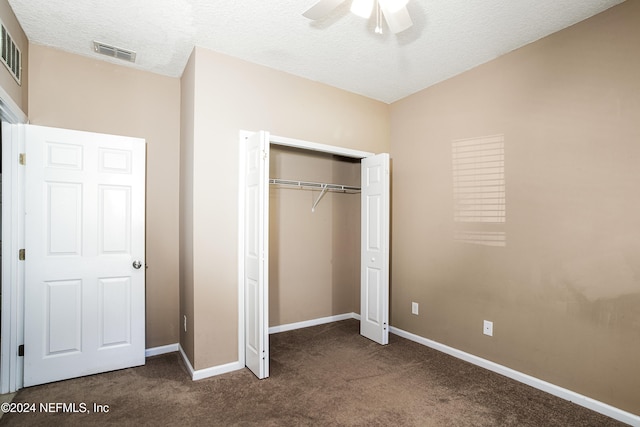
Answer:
[269,145,361,327]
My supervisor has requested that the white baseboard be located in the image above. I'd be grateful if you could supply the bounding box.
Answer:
[178,344,243,381]
[173,314,361,382]
[390,326,640,427]
[145,343,179,358]
[269,312,359,334]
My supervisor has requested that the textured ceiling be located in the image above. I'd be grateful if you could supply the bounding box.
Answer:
[8,0,624,103]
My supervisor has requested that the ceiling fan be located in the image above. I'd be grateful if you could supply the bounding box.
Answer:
[303,0,413,34]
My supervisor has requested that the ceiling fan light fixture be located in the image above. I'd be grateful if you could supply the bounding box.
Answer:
[378,0,408,14]
[378,0,413,33]
[351,0,374,18]
[304,0,413,34]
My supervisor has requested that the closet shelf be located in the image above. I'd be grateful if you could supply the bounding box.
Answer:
[269,178,361,193]
[269,178,360,212]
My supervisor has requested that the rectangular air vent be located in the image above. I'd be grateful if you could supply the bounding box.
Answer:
[93,41,136,63]
[0,22,21,84]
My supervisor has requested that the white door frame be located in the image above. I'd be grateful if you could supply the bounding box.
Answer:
[0,86,28,394]
[237,131,376,372]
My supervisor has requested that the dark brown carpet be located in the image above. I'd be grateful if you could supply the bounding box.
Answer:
[0,319,626,426]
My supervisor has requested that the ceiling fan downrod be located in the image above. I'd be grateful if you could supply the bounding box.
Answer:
[375,1,383,34]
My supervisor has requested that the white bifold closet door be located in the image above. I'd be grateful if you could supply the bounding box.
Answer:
[243,130,270,379]
[360,153,390,345]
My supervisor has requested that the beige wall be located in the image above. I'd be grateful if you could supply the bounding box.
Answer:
[390,0,640,414]
[180,47,389,369]
[0,0,27,113]
[28,44,181,349]
[269,147,361,327]
[179,51,196,364]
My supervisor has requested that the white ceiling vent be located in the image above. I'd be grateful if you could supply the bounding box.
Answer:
[93,41,136,63]
[1,21,22,85]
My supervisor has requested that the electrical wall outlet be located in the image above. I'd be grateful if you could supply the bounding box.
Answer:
[412,302,419,315]
[184,315,187,332]
[483,320,493,336]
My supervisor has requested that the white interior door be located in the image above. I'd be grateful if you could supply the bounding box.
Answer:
[23,124,146,387]
[244,131,269,379]
[360,153,390,345]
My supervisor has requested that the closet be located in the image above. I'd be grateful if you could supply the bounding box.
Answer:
[240,131,389,380]
[269,145,361,328]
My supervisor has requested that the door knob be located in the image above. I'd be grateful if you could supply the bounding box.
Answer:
[133,260,142,269]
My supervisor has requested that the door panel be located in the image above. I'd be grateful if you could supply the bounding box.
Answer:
[98,277,132,347]
[24,124,146,387]
[46,279,82,354]
[360,153,390,345]
[244,131,269,379]
[47,182,82,255]
[99,185,131,254]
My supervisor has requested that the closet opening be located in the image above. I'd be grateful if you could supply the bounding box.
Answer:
[269,145,361,330]
[239,131,390,380]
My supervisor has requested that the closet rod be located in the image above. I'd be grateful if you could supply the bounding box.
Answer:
[269,178,360,213]
[269,178,361,193]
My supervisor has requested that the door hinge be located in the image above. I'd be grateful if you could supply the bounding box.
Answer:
[18,345,24,357]
[18,248,25,260]
[19,153,26,165]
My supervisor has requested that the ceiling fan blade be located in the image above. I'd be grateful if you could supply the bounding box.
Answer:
[378,1,413,33]
[303,0,347,20]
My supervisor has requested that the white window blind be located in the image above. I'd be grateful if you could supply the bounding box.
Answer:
[452,135,505,223]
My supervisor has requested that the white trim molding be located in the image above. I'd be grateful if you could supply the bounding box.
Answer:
[390,326,640,427]
[0,86,27,394]
[145,343,179,358]
[178,345,243,381]
[1,123,26,394]
[269,313,359,334]
[0,84,27,124]
[269,134,374,159]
